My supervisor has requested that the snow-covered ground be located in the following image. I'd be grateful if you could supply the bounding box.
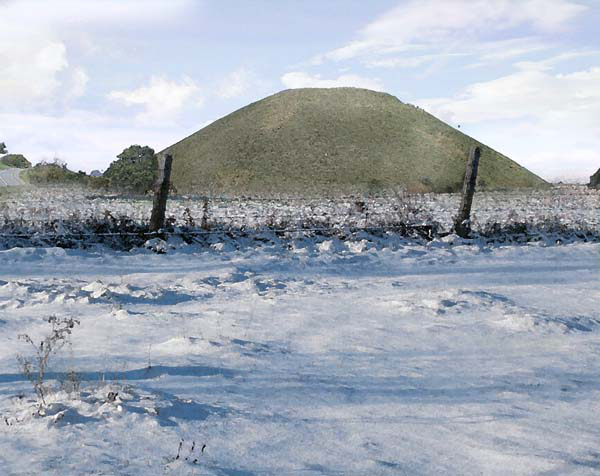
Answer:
[1,238,599,475]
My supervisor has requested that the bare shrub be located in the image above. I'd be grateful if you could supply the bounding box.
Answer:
[17,316,80,411]
[200,198,210,230]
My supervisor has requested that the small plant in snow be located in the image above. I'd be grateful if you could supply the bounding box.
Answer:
[165,438,206,468]
[59,370,81,400]
[183,206,195,228]
[17,316,80,411]
[200,198,210,230]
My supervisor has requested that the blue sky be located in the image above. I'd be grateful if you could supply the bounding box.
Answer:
[1,0,599,180]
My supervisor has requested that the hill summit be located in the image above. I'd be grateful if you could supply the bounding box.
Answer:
[165,88,546,194]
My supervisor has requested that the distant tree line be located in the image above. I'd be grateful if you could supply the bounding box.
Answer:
[12,144,159,193]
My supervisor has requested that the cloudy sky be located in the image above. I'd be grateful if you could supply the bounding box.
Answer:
[1,0,599,180]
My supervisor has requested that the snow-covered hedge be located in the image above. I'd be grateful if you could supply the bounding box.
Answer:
[0,185,598,250]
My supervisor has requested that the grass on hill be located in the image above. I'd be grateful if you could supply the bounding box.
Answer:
[164,87,547,195]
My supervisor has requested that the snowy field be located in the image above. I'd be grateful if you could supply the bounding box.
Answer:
[1,187,600,475]
[1,238,600,475]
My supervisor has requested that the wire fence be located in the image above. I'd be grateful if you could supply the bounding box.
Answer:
[0,225,435,239]
[1,185,599,248]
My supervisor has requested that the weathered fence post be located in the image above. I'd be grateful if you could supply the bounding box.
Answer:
[149,153,173,233]
[454,146,481,238]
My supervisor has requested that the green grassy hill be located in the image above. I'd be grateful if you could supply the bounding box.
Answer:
[164,88,547,195]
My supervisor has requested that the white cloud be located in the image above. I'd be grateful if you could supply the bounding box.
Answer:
[418,67,600,124]
[417,66,600,179]
[281,72,384,91]
[0,0,194,109]
[365,55,437,69]
[525,146,598,182]
[108,76,202,124]
[474,39,551,63]
[362,0,584,40]
[216,67,253,99]
[359,39,551,70]
[315,0,586,67]
[0,0,199,169]
[514,50,600,71]
[0,0,193,32]
[198,119,215,129]
[68,68,90,99]
[465,120,599,182]
[0,40,69,107]
[0,109,194,172]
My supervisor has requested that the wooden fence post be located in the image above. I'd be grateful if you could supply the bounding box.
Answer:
[149,153,173,233]
[454,146,481,238]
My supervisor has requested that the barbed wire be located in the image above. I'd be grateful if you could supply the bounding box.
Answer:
[0,210,429,224]
[1,187,598,244]
[0,224,435,239]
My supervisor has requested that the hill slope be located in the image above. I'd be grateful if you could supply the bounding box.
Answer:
[165,88,547,194]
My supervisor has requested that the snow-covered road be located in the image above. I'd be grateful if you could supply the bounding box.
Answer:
[0,241,599,475]
[0,168,25,186]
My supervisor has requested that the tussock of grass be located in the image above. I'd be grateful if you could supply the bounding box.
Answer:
[164,87,548,195]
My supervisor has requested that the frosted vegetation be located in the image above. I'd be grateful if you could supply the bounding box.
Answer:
[0,185,599,249]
